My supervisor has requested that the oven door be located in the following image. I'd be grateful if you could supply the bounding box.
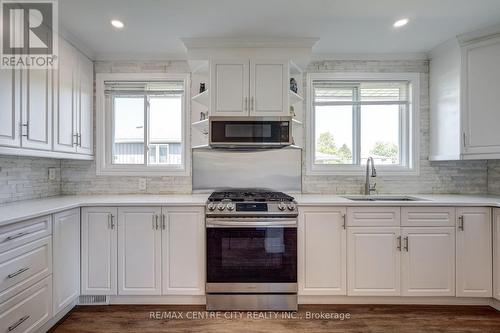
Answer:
[206,218,297,293]
[209,117,292,147]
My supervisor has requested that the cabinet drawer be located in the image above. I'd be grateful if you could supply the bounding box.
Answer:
[0,237,52,303]
[347,207,400,227]
[0,215,52,254]
[0,276,52,333]
[402,207,456,227]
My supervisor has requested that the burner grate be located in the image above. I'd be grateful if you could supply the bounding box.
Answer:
[208,190,294,202]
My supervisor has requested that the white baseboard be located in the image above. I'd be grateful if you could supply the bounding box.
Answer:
[490,298,500,311]
[108,295,206,305]
[36,298,78,333]
[298,295,492,306]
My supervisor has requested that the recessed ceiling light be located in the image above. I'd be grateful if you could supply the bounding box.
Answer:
[111,20,125,29]
[393,18,409,28]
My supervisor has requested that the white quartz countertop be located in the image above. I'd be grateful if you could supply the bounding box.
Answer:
[294,194,500,207]
[0,194,209,226]
[1,193,500,227]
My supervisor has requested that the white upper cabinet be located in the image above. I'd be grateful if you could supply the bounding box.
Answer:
[456,207,492,297]
[161,207,205,295]
[210,58,291,117]
[461,37,500,157]
[494,208,500,301]
[52,208,80,315]
[76,52,94,155]
[430,31,500,160]
[54,38,76,153]
[54,37,93,156]
[21,68,53,150]
[210,59,249,116]
[298,207,346,296]
[81,207,117,296]
[0,69,21,147]
[249,60,289,116]
[401,227,455,296]
[347,227,401,296]
[118,207,162,295]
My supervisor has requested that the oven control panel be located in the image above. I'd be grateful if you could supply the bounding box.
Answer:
[206,201,297,217]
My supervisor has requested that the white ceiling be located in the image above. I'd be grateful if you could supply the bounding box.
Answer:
[59,0,500,60]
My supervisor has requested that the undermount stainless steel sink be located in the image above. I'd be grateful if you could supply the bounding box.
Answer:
[342,195,427,202]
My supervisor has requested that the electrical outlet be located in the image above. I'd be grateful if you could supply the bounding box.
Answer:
[138,178,147,191]
[48,168,57,180]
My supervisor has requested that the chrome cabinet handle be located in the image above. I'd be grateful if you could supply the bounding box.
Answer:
[21,122,29,137]
[78,133,82,147]
[155,215,159,230]
[73,133,79,146]
[250,97,254,111]
[403,236,409,252]
[107,214,111,229]
[342,214,346,230]
[152,215,155,230]
[244,97,248,111]
[7,267,30,279]
[110,215,115,229]
[458,216,464,231]
[3,232,30,243]
[162,214,166,230]
[8,315,30,331]
[397,236,402,251]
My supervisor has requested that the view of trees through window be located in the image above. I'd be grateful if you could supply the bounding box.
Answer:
[313,81,408,166]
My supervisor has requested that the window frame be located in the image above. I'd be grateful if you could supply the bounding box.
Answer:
[96,73,191,176]
[306,72,420,176]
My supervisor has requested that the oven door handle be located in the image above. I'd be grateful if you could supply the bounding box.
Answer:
[206,219,297,228]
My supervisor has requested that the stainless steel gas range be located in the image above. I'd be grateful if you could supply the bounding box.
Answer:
[205,189,298,311]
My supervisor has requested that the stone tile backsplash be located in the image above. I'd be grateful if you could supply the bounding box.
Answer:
[0,156,61,204]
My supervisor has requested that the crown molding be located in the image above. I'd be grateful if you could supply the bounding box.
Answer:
[181,37,319,50]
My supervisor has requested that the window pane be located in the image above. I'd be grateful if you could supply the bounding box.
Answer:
[360,82,408,102]
[361,105,401,165]
[159,145,168,164]
[314,85,354,103]
[149,96,182,165]
[314,105,353,164]
[149,145,157,164]
[113,97,144,165]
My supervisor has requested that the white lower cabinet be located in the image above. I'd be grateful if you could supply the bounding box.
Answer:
[162,207,205,295]
[494,208,500,301]
[0,276,52,333]
[347,227,401,296]
[401,227,455,296]
[118,207,162,295]
[81,207,117,295]
[53,208,80,315]
[298,207,346,295]
[456,207,492,297]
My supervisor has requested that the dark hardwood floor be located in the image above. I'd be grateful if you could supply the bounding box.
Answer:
[49,304,500,333]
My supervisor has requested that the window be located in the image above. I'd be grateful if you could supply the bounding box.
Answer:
[96,73,190,176]
[307,73,419,175]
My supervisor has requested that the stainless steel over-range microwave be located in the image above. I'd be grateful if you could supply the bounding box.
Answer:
[208,116,293,148]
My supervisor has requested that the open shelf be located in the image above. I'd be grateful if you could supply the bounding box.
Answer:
[192,119,209,135]
[191,90,209,107]
[289,90,304,105]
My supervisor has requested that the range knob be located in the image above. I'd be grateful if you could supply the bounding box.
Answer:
[287,203,296,211]
[217,203,226,211]
[278,202,287,211]
[207,202,216,211]
[226,203,235,211]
